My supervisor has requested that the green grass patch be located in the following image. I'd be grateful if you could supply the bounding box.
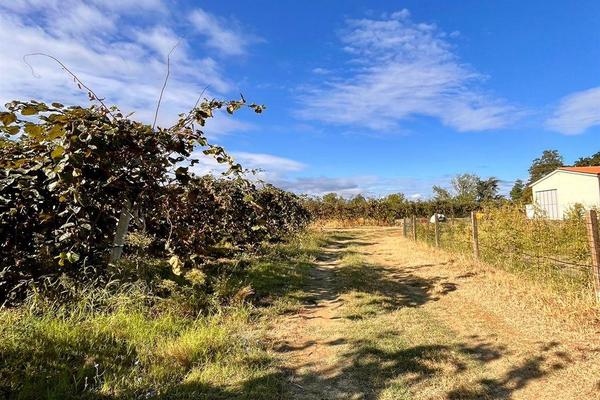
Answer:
[316,249,497,399]
[0,231,330,399]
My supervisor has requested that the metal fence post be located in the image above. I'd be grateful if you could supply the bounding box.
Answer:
[434,214,440,248]
[403,217,408,238]
[585,210,600,302]
[471,211,480,260]
[412,215,417,241]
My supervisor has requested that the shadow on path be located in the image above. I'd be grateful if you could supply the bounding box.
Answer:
[276,230,565,400]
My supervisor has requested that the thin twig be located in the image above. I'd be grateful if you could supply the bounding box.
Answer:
[179,85,209,129]
[191,85,210,112]
[152,41,180,130]
[23,53,114,118]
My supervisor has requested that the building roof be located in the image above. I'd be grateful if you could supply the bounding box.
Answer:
[558,166,600,175]
[529,166,600,187]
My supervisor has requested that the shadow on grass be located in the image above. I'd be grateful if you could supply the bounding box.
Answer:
[308,231,457,312]
[0,328,138,400]
[0,230,567,399]
[277,334,563,400]
[151,337,562,400]
[266,230,564,399]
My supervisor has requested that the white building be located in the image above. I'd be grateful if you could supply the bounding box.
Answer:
[529,166,600,219]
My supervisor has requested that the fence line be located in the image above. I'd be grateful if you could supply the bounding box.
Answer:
[404,210,600,302]
[586,209,600,302]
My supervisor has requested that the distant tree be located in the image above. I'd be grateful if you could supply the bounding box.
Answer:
[521,150,563,203]
[476,177,500,203]
[451,173,479,203]
[350,194,367,206]
[510,179,526,202]
[383,193,406,205]
[322,193,341,204]
[528,150,563,183]
[381,193,407,221]
[432,185,452,201]
[574,151,600,166]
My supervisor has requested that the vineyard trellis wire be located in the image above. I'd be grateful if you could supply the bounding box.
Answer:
[403,205,600,300]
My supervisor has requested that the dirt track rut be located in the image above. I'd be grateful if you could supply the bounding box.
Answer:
[274,228,600,399]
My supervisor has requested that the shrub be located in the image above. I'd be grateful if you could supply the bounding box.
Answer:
[0,99,309,304]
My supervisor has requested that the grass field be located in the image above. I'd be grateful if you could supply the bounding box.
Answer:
[0,233,326,399]
[2,228,600,399]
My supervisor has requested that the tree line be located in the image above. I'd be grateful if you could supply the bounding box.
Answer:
[307,148,600,223]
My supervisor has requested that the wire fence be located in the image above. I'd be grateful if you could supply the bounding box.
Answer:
[403,207,600,298]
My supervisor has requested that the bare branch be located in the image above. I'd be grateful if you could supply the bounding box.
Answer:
[23,53,114,118]
[191,85,210,114]
[152,41,180,130]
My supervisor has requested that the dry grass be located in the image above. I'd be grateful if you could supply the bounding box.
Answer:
[270,227,600,399]
[6,227,599,399]
[0,231,330,399]
[415,205,595,299]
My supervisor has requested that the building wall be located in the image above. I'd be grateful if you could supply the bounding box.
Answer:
[532,171,600,219]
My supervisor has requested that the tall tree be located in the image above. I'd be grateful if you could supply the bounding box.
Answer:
[322,193,341,204]
[384,193,406,205]
[381,193,406,220]
[510,179,525,202]
[432,185,452,201]
[574,151,600,167]
[528,150,563,183]
[451,173,479,203]
[476,177,500,203]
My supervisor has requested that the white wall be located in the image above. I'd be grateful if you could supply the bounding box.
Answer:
[532,171,600,219]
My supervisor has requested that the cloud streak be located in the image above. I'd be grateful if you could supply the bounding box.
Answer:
[297,10,517,132]
[0,1,253,134]
[189,8,258,56]
[546,87,600,135]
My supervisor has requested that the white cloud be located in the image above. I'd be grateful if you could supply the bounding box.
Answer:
[312,67,331,75]
[275,176,378,197]
[0,1,254,133]
[4,0,166,13]
[189,8,257,56]
[234,152,305,173]
[297,10,517,132]
[188,150,305,178]
[546,87,600,135]
[273,174,455,198]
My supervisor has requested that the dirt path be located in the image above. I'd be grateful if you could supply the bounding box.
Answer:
[273,228,600,400]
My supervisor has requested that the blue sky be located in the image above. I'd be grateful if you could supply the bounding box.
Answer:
[2,1,600,198]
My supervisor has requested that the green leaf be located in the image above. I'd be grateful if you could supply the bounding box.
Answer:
[3,126,20,135]
[47,125,65,140]
[66,251,80,263]
[0,112,16,126]
[51,146,65,159]
[21,107,38,116]
[24,124,43,139]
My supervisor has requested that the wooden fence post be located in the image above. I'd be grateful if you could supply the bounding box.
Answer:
[471,211,480,260]
[412,215,417,241]
[110,199,132,263]
[585,210,600,302]
[434,214,440,248]
[403,217,408,238]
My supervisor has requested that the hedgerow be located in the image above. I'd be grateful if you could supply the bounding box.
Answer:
[304,193,481,225]
[0,98,309,304]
